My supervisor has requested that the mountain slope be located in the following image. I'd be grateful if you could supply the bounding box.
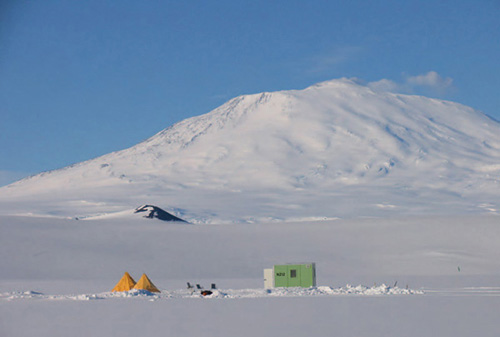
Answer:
[1,78,500,222]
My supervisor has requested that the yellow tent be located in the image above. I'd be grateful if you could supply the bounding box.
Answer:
[133,273,160,293]
[111,272,136,292]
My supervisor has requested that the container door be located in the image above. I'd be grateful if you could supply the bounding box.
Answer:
[300,264,315,287]
[264,269,274,289]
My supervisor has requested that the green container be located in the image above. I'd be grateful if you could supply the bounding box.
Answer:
[273,263,316,288]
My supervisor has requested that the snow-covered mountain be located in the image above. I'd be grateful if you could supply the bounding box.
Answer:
[1,78,500,222]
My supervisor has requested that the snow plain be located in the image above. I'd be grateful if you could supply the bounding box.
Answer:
[1,214,500,336]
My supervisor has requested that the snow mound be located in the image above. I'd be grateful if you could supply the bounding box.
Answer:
[75,205,187,222]
[0,285,423,302]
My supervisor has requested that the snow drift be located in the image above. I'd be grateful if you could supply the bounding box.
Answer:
[1,78,500,222]
[1,284,423,302]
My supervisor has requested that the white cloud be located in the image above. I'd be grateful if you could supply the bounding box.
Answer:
[406,71,453,92]
[368,71,454,96]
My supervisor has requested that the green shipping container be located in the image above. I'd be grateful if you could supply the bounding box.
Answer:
[272,263,316,288]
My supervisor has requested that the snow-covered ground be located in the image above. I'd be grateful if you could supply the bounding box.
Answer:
[1,214,500,336]
[1,284,423,301]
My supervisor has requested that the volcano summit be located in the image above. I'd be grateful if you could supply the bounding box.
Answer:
[1,78,500,223]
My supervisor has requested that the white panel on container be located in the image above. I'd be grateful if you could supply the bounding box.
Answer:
[263,268,273,289]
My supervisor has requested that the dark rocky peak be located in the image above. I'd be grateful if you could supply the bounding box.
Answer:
[134,205,187,222]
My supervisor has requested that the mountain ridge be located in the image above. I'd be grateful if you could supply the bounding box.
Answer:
[2,78,500,223]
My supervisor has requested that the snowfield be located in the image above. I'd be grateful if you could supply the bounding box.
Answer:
[1,214,500,336]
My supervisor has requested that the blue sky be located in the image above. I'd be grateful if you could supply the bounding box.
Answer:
[1,0,499,186]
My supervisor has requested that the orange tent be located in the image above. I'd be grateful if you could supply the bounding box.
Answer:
[111,272,136,292]
[133,273,160,293]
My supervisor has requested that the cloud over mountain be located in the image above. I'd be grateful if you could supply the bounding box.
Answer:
[368,71,454,95]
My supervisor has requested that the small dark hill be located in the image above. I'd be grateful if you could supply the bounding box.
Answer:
[134,205,187,222]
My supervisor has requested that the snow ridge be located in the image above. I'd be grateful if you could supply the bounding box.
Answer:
[1,284,424,301]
